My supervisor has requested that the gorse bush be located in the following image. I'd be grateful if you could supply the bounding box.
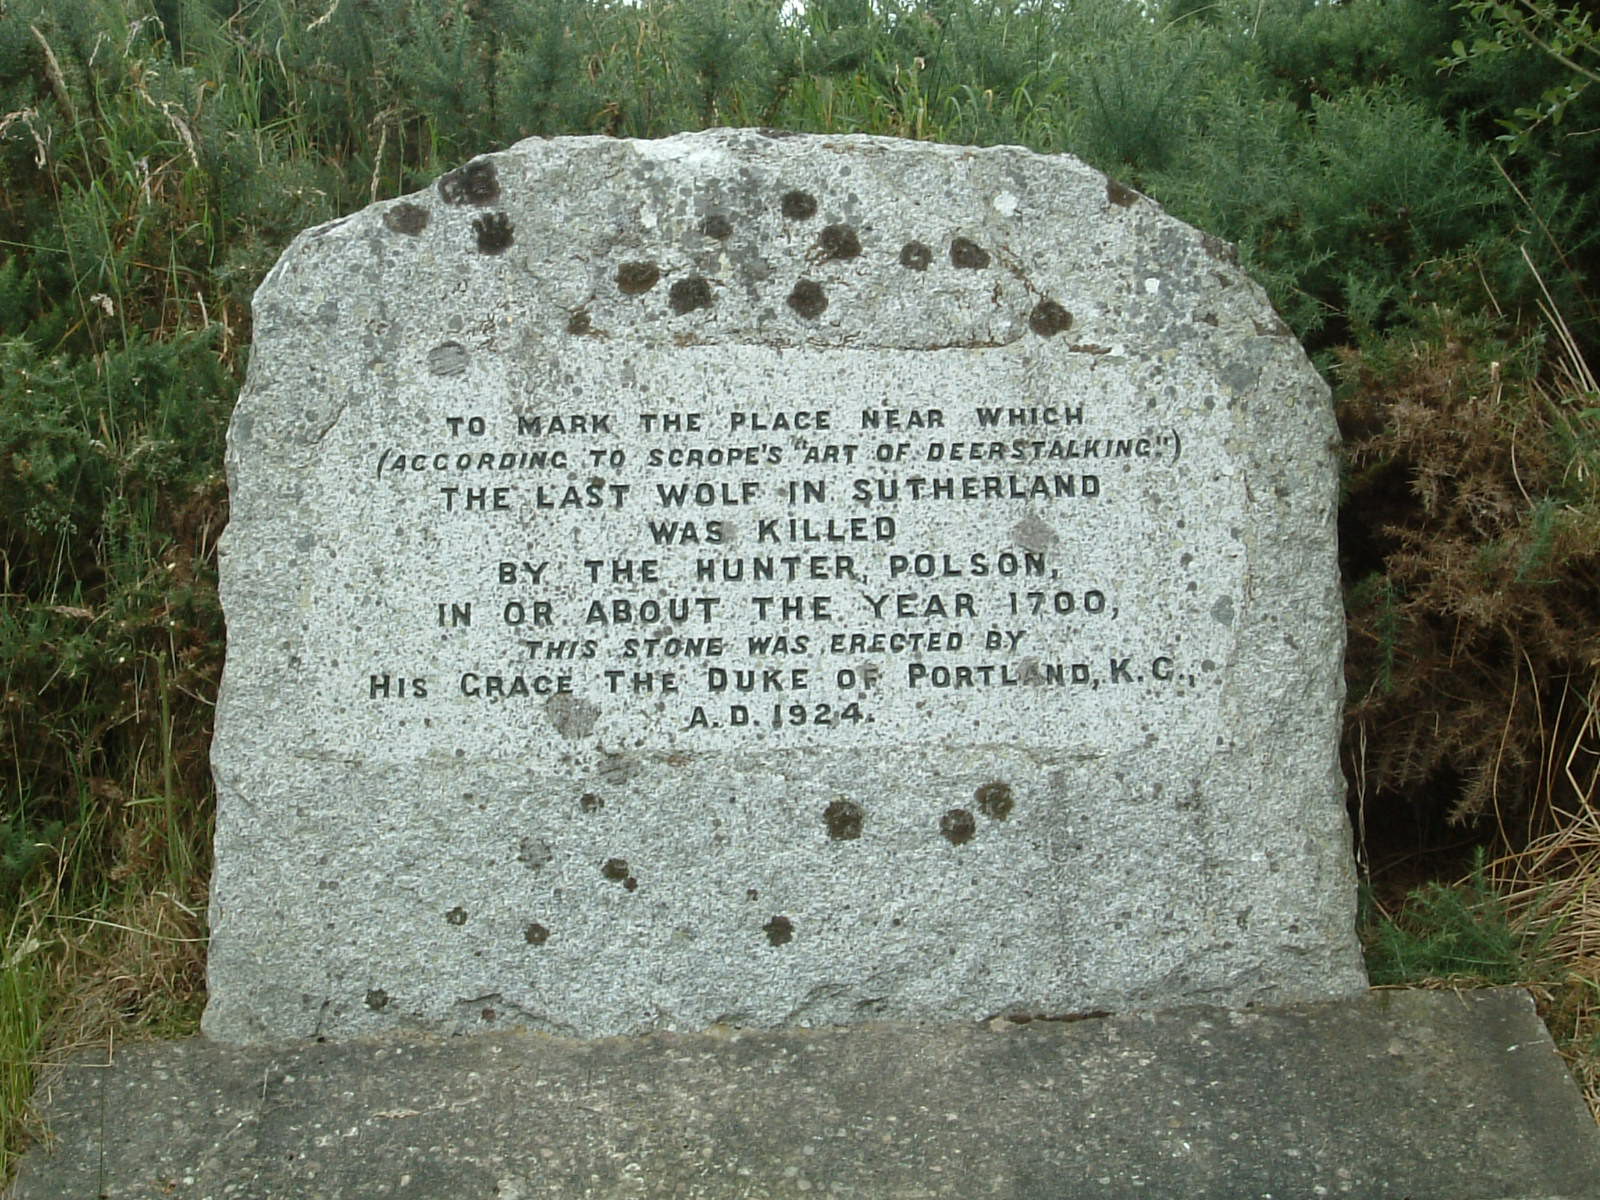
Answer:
[1364,853,1553,988]
[1340,305,1600,829]
[2,0,1599,1169]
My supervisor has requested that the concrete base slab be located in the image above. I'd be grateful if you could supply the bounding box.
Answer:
[9,988,1599,1199]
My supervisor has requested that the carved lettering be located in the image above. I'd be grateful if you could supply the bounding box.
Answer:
[339,349,1205,750]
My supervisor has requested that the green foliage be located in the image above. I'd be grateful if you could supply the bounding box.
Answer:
[0,817,61,903]
[1071,19,1200,173]
[1445,0,1600,153]
[1364,856,1554,986]
[0,926,50,1182]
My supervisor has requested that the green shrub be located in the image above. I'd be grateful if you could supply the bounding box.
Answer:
[1364,856,1554,987]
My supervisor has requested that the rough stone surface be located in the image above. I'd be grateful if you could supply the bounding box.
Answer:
[206,130,1362,1043]
[14,990,1600,1199]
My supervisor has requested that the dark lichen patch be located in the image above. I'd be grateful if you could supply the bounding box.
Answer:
[481,1008,496,1022]
[383,203,429,235]
[976,781,1015,820]
[602,857,640,891]
[427,341,468,377]
[616,261,661,295]
[763,915,795,946]
[580,792,605,813]
[823,799,864,840]
[780,189,818,220]
[1106,178,1138,208]
[546,693,601,739]
[746,888,759,900]
[817,223,861,261]
[950,238,990,269]
[787,279,827,320]
[1011,513,1059,552]
[940,808,977,845]
[701,213,734,240]
[1200,233,1238,264]
[365,988,390,1011]
[438,159,500,206]
[524,922,550,946]
[669,276,713,315]
[899,241,933,271]
[1029,300,1074,338]
[474,212,513,255]
[445,906,469,926]
[567,310,592,335]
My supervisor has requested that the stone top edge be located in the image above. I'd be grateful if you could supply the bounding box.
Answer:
[264,129,1142,280]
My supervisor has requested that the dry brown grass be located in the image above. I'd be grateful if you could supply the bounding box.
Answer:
[1488,671,1600,1122]
[2,828,208,1179]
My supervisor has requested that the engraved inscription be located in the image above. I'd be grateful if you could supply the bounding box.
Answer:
[302,345,1230,764]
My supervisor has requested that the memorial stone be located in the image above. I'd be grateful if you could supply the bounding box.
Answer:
[204,130,1365,1043]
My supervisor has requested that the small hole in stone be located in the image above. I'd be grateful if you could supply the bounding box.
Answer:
[764,915,795,946]
[788,279,827,320]
[445,906,469,926]
[899,241,933,271]
[780,190,818,220]
[1106,179,1138,207]
[624,876,638,892]
[669,276,713,315]
[567,310,592,335]
[437,159,500,206]
[580,792,605,812]
[365,988,390,1011]
[1029,300,1074,337]
[976,781,1015,820]
[940,809,977,845]
[601,857,630,882]
[701,213,733,239]
[383,203,429,235]
[616,261,661,294]
[524,922,550,945]
[950,238,990,269]
[474,212,513,255]
[823,799,864,840]
[746,888,759,901]
[817,223,861,261]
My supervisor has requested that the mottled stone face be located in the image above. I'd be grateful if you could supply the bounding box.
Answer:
[204,131,1364,1045]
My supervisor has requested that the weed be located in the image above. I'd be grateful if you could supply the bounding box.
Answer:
[1364,850,1558,986]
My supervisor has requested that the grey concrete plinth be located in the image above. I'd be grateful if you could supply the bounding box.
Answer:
[11,989,1599,1199]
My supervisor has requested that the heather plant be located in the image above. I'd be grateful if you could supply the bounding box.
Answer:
[3,0,1600,1172]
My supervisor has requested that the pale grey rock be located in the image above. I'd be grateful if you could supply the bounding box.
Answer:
[205,130,1364,1044]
